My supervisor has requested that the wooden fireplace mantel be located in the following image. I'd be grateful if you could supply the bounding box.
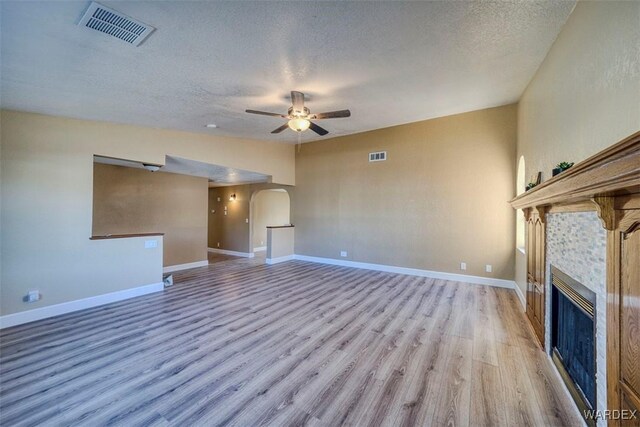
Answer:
[508,130,640,423]
[510,130,640,211]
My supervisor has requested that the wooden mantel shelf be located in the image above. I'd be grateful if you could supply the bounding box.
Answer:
[510,131,640,210]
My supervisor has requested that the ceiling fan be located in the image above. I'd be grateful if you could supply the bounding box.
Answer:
[246,91,351,136]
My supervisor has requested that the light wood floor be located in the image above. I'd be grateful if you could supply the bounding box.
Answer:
[0,258,583,426]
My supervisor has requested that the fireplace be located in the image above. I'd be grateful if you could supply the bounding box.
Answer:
[551,265,596,425]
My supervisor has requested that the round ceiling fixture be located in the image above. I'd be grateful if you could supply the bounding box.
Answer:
[288,118,311,132]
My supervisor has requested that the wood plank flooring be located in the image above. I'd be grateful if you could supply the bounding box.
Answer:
[0,258,583,426]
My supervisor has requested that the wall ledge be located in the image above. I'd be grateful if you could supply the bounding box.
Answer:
[90,232,164,240]
[0,282,164,329]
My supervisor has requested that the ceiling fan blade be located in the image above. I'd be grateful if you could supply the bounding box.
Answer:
[271,123,290,134]
[291,91,305,112]
[309,122,329,136]
[310,110,351,120]
[246,109,286,118]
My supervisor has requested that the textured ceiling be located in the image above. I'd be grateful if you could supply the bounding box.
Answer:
[1,1,575,144]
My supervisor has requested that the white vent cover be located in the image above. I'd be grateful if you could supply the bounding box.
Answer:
[78,2,155,46]
[369,151,387,162]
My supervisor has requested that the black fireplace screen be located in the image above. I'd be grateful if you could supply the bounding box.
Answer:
[551,266,596,411]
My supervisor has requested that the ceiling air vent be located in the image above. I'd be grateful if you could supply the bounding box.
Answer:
[78,2,155,46]
[369,151,387,162]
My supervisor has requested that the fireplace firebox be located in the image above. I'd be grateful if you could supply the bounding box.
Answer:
[551,265,596,426]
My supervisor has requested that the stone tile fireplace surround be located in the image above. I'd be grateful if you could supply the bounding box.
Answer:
[546,211,607,425]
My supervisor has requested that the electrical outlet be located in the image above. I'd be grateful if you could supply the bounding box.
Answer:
[460,262,467,271]
[245,218,249,223]
[217,197,221,202]
[217,242,220,248]
[340,251,348,257]
[24,290,41,303]
[485,264,492,273]
[144,239,158,249]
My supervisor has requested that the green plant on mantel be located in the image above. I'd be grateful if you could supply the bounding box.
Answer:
[556,161,574,171]
[525,182,537,191]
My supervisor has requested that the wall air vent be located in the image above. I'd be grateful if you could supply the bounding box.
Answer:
[369,151,387,162]
[78,2,155,46]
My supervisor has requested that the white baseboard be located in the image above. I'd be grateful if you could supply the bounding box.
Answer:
[0,282,164,329]
[292,255,516,289]
[163,260,208,273]
[266,254,295,265]
[514,282,527,310]
[208,248,255,258]
[253,246,267,252]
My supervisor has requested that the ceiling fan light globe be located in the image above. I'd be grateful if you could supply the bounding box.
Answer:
[288,118,311,132]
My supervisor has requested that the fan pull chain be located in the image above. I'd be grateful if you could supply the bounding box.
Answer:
[297,132,302,152]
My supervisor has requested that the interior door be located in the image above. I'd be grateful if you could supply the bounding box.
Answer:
[525,208,545,347]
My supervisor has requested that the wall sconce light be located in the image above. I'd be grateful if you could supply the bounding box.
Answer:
[229,193,236,201]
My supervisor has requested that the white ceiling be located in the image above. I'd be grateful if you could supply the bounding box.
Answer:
[94,155,271,185]
[1,1,575,144]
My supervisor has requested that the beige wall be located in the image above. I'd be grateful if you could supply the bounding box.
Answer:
[208,186,250,253]
[252,190,291,249]
[516,1,640,296]
[267,227,295,260]
[208,184,293,253]
[0,110,294,316]
[294,105,517,280]
[93,164,208,267]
